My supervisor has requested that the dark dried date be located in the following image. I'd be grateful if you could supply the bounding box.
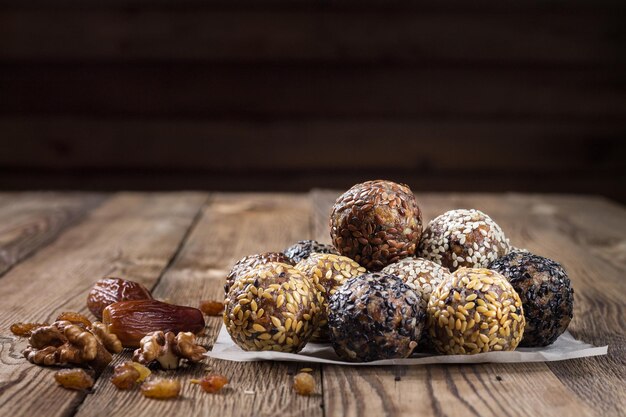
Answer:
[87,277,153,320]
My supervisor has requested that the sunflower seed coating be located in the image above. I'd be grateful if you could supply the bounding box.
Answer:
[330,180,423,271]
[489,250,574,347]
[417,209,511,272]
[296,253,367,341]
[328,273,425,362]
[427,268,525,355]
[284,240,340,264]
[223,262,323,353]
[225,252,294,294]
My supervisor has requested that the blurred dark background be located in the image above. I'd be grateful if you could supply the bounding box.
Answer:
[0,0,625,202]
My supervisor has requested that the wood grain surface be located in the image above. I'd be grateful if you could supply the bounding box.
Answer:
[0,191,624,417]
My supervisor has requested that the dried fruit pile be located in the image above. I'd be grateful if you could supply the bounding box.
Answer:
[224,179,574,362]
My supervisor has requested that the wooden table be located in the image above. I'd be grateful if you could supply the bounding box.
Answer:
[0,191,624,417]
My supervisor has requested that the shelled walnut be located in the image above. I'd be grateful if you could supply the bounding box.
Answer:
[22,321,113,373]
[88,321,123,354]
[132,331,206,370]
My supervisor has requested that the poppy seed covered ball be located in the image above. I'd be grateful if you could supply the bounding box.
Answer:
[330,180,423,271]
[328,273,425,362]
[284,240,339,264]
[223,262,324,353]
[418,209,511,272]
[489,250,573,347]
[225,252,294,294]
[427,268,525,354]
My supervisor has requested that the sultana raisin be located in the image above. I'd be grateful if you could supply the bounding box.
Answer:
[56,312,92,328]
[199,300,224,316]
[10,322,48,337]
[111,362,141,390]
[130,362,151,382]
[190,374,229,393]
[140,378,181,400]
[293,372,315,395]
[54,369,94,390]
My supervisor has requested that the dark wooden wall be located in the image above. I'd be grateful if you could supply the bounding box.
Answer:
[1,0,625,202]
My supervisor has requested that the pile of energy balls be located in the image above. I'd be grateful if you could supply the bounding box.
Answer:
[223,180,574,362]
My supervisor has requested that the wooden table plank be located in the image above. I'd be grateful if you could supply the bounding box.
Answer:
[0,192,105,277]
[311,190,605,417]
[74,193,324,417]
[0,192,207,417]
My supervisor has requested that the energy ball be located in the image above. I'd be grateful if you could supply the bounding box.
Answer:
[427,268,525,354]
[489,250,574,347]
[330,180,423,271]
[382,258,451,311]
[284,240,339,263]
[295,253,367,341]
[328,273,425,362]
[417,209,511,272]
[223,262,323,353]
[225,252,294,294]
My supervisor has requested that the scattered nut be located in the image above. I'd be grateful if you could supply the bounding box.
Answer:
[88,321,123,354]
[87,277,153,320]
[140,378,181,400]
[23,321,112,373]
[293,372,315,395]
[190,374,229,393]
[56,312,92,328]
[10,322,48,337]
[54,368,94,391]
[132,331,206,370]
[102,300,205,348]
[199,300,224,316]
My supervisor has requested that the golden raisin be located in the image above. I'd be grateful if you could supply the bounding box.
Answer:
[54,369,94,390]
[199,300,225,316]
[111,362,141,390]
[130,362,151,382]
[141,378,181,400]
[10,322,48,337]
[190,374,229,393]
[293,372,315,395]
[56,312,92,328]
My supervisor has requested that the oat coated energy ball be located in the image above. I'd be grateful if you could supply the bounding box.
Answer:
[284,240,339,264]
[328,273,425,362]
[382,258,451,311]
[417,209,511,272]
[224,262,323,353]
[330,180,423,271]
[225,252,294,294]
[295,253,367,341]
[489,250,573,347]
[427,268,525,354]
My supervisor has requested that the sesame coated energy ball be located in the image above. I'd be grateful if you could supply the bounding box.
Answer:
[223,262,324,353]
[330,180,423,271]
[417,209,511,272]
[489,250,574,347]
[224,252,294,294]
[328,273,425,362]
[381,257,452,311]
[427,268,525,354]
[284,240,339,264]
[295,253,367,341]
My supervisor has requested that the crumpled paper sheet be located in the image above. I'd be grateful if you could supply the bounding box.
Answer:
[206,325,607,365]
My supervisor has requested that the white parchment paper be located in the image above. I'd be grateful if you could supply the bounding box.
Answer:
[206,325,607,365]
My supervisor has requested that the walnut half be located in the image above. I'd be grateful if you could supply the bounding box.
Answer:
[132,331,206,370]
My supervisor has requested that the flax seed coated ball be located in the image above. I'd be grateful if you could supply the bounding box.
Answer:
[295,253,367,341]
[330,180,423,271]
[328,273,425,362]
[284,240,339,264]
[225,252,294,294]
[417,209,511,272]
[223,262,324,353]
[427,268,525,354]
[489,250,574,347]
